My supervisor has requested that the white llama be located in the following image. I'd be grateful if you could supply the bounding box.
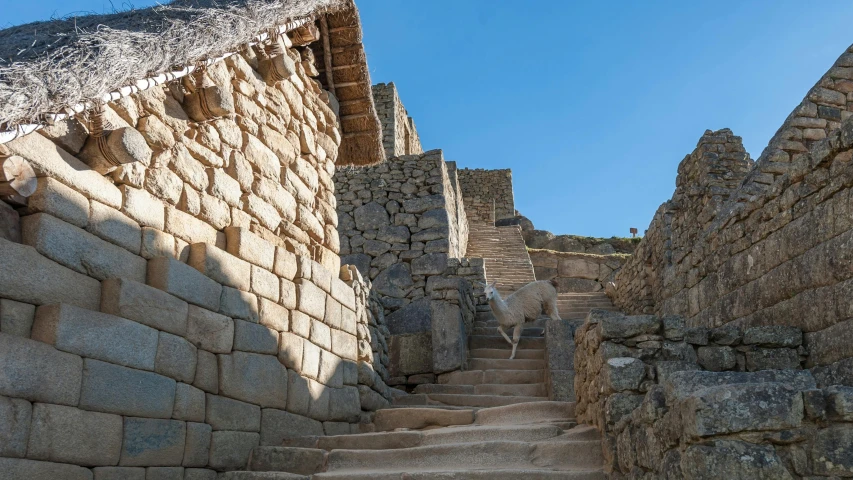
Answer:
[483,279,562,359]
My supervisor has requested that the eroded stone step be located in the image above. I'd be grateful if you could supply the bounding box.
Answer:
[425,394,549,408]
[225,473,309,480]
[469,335,545,350]
[472,327,544,337]
[469,348,544,360]
[314,468,605,479]
[372,407,474,432]
[437,369,545,385]
[414,383,547,397]
[475,401,576,426]
[249,447,325,475]
[467,358,545,371]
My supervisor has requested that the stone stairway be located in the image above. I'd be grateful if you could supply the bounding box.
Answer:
[557,292,618,320]
[465,222,535,296]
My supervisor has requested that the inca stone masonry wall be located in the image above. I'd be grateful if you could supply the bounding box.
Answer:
[0,42,390,477]
[457,168,515,223]
[529,249,628,293]
[372,83,422,158]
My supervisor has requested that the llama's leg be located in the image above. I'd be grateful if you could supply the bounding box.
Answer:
[510,324,523,360]
[548,297,562,321]
[498,325,514,347]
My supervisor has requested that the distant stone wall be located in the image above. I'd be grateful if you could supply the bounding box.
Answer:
[372,83,422,158]
[0,42,365,476]
[457,168,514,223]
[529,250,628,293]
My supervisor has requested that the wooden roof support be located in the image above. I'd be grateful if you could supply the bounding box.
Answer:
[319,15,336,96]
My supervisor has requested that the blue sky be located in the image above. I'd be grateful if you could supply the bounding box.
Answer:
[6,1,853,237]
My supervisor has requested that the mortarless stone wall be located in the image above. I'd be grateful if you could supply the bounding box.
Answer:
[372,83,422,158]
[0,40,378,477]
[457,168,515,223]
[529,249,628,293]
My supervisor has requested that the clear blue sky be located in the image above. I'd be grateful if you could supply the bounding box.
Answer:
[6,1,853,237]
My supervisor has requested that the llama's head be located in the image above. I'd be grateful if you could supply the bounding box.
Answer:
[483,281,499,301]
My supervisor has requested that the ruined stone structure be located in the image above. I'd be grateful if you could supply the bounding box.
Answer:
[457,167,515,223]
[372,83,422,158]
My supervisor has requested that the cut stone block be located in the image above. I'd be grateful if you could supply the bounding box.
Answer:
[183,422,212,468]
[220,287,259,322]
[260,408,324,446]
[0,298,36,338]
[184,468,216,480]
[290,310,310,338]
[141,227,175,260]
[173,382,206,422]
[144,467,184,480]
[219,351,288,409]
[101,278,189,336]
[0,458,94,480]
[328,386,360,423]
[259,297,289,332]
[310,319,332,350]
[194,350,219,394]
[28,177,89,228]
[319,350,343,388]
[206,394,261,432]
[208,169,243,207]
[280,278,297,309]
[279,332,304,372]
[22,213,147,282]
[87,200,143,254]
[0,200,20,243]
[0,332,83,406]
[165,206,218,246]
[156,332,198,382]
[273,247,297,280]
[311,260,333,293]
[28,402,122,466]
[0,395,31,458]
[148,256,222,311]
[286,369,311,416]
[296,279,325,319]
[307,378,330,422]
[331,329,357,362]
[225,227,275,269]
[189,243,251,291]
[234,319,279,354]
[120,185,165,230]
[330,277,356,311]
[80,359,176,418]
[187,306,234,353]
[251,265,280,302]
[340,307,357,336]
[301,338,321,380]
[431,301,467,374]
[325,296,342,330]
[120,417,186,466]
[208,431,259,471]
[93,467,146,480]
[33,303,158,370]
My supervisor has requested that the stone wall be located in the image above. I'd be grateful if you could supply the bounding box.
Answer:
[612,113,853,372]
[529,249,628,293]
[372,83,422,158]
[0,42,367,476]
[572,310,853,479]
[457,168,514,223]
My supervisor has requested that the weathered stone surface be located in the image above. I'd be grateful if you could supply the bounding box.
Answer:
[120,417,186,466]
[28,402,122,466]
[0,395,31,458]
[743,326,802,347]
[155,332,198,382]
[331,329,357,361]
[225,227,275,270]
[33,303,159,370]
[386,298,430,335]
[411,253,448,275]
[318,350,343,388]
[353,202,390,230]
[663,369,816,399]
[260,409,324,446]
[373,263,414,299]
[251,265,280,302]
[120,186,165,230]
[219,351,288,408]
[28,177,89,227]
[148,256,222,311]
[80,359,176,418]
[208,431,259,471]
[279,332,304,372]
[194,349,219,394]
[310,319,332,350]
[431,301,466,374]
[274,247,298,280]
[681,440,793,480]
[358,384,389,411]
[296,279,326,319]
[600,314,660,340]
[812,424,853,476]
[93,467,145,480]
[327,386,360,422]
[220,287,260,322]
[186,306,234,353]
[697,346,736,372]
[681,382,803,437]
[745,348,801,371]
[141,227,175,260]
[183,422,212,468]
[87,201,143,254]
[206,394,261,432]
[233,319,279,354]
[602,357,645,393]
[604,392,643,426]
[0,238,102,310]
[173,382,205,422]
[307,378,331,421]
[144,467,184,480]
[286,369,311,416]
[22,213,147,282]
[0,332,83,406]
[280,278,297,310]
[188,243,251,291]
[389,332,432,377]
[101,278,189,336]
[0,458,94,480]
[183,468,216,480]
[0,299,36,338]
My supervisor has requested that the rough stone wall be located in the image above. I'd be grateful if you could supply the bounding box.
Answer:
[571,310,853,479]
[0,43,366,476]
[457,168,514,223]
[371,83,422,158]
[613,115,853,372]
[529,249,628,293]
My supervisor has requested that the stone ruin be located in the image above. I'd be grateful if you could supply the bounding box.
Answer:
[2,0,853,478]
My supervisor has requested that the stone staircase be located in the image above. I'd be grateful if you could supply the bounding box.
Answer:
[465,222,535,296]
[557,292,618,320]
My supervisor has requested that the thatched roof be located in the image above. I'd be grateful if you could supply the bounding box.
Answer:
[0,0,383,166]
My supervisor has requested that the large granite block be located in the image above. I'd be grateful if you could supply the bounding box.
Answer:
[101,278,189,336]
[120,417,186,466]
[28,403,122,466]
[218,351,288,409]
[80,359,176,418]
[0,332,83,406]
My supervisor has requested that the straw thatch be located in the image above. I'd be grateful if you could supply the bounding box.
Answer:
[0,0,384,166]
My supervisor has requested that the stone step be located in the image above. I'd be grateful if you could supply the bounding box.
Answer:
[224,472,309,479]
[470,335,545,350]
[414,383,547,397]
[475,401,576,426]
[372,407,474,432]
[314,468,605,479]
[472,326,544,337]
[248,447,326,475]
[469,348,544,360]
[437,369,545,385]
[467,358,544,371]
[423,394,549,408]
